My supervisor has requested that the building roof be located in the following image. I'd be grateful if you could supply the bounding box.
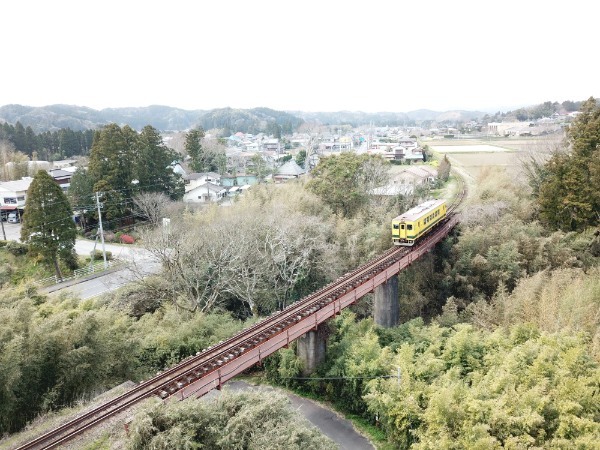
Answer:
[184,172,221,180]
[48,169,73,179]
[399,166,437,179]
[275,160,306,177]
[187,182,227,194]
[0,178,33,193]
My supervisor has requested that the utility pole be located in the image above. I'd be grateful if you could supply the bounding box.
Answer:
[0,215,6,240]
[95,192,108,269]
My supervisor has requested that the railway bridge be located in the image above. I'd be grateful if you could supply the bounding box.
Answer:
[16,192,463,449]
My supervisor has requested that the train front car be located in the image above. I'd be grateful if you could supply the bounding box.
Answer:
[392,199,447,246]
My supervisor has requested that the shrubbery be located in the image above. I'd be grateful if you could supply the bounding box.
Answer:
[120,234,135,244]
[127,390,336,450]
[0,290,245,434]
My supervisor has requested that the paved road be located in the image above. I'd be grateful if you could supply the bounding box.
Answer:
[3,222,160,299]
[221,381,375,450]
[50,242,158,299]
[0,220,20,241]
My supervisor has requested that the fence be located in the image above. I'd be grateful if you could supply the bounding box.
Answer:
[34,259,125,288]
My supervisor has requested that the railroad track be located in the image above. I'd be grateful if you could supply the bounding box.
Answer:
[15,173,467,450]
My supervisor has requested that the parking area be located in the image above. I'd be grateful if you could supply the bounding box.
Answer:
[0,221,21,241]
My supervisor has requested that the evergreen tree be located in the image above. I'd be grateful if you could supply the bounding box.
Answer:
[134,125,184,200]
[20,170,77,279]
[67,167,95,229]
[538,97,600,230]
[88,124,136,222]
[184,128,206,172]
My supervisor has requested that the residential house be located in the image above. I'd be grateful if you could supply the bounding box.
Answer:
[273,160,306,182]
[0,178,32,219]
[263,139,281,153]
[394,166,438,185]
[244,141,260,152]
[183,172,221,192]
[183,182,228,204]
[48,169,73,191]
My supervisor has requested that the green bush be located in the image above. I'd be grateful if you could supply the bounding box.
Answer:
[89,249,112,261]
[6,241,27,256]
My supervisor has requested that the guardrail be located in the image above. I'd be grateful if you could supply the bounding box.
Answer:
[34,259,125,288]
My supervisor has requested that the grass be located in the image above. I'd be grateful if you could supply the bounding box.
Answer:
[0,245,55,286]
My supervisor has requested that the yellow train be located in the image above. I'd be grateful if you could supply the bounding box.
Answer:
[392,199,447,246]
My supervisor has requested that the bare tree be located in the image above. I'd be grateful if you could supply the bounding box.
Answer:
[132,192,179,226]
[140,216,235,313]
[0,140,28,181]
[138,184,338,316]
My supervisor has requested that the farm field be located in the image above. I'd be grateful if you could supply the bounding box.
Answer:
[429,143,508,153]
[426,135,562,178]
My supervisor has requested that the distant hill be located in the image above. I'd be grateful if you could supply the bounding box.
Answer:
[0,104,204,133]
[0,104,488,133]
[293,109,486,127]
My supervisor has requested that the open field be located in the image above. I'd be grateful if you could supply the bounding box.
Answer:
[425,135,563,178]
[429,144,508,153]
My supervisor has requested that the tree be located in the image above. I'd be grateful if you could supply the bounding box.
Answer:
[249,153,270,181]
[132,192,177,226]
[20,170,77,279]
[88,124,136,223]
[0,140,28,181]
[306,153,390,217]
[133,125,184,199]
[184,128,206,172]
[67,167,94,230]
[295,149,307,167]
[538,97,600,230]
[437,154,451,182]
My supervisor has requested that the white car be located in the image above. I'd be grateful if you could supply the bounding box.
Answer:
[7,212,19,223]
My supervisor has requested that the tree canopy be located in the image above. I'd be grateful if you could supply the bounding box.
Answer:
[20,170,77,278]
[537,97,600,231]
[306,153,390,217]
[88,123,183,224]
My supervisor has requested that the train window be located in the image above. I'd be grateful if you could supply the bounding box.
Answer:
[407,224,413,230]
[393,224,399,229]
[400,224,405,229]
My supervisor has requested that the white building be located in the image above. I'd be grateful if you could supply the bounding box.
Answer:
[183,182,228,203]
[0,178,32,219]
[183,172,221,193]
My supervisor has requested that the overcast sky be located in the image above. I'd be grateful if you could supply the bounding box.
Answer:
[1,0,596,113]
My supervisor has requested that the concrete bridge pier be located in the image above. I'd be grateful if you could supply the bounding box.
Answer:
[297,325,327,375]
[373,275,399,328]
